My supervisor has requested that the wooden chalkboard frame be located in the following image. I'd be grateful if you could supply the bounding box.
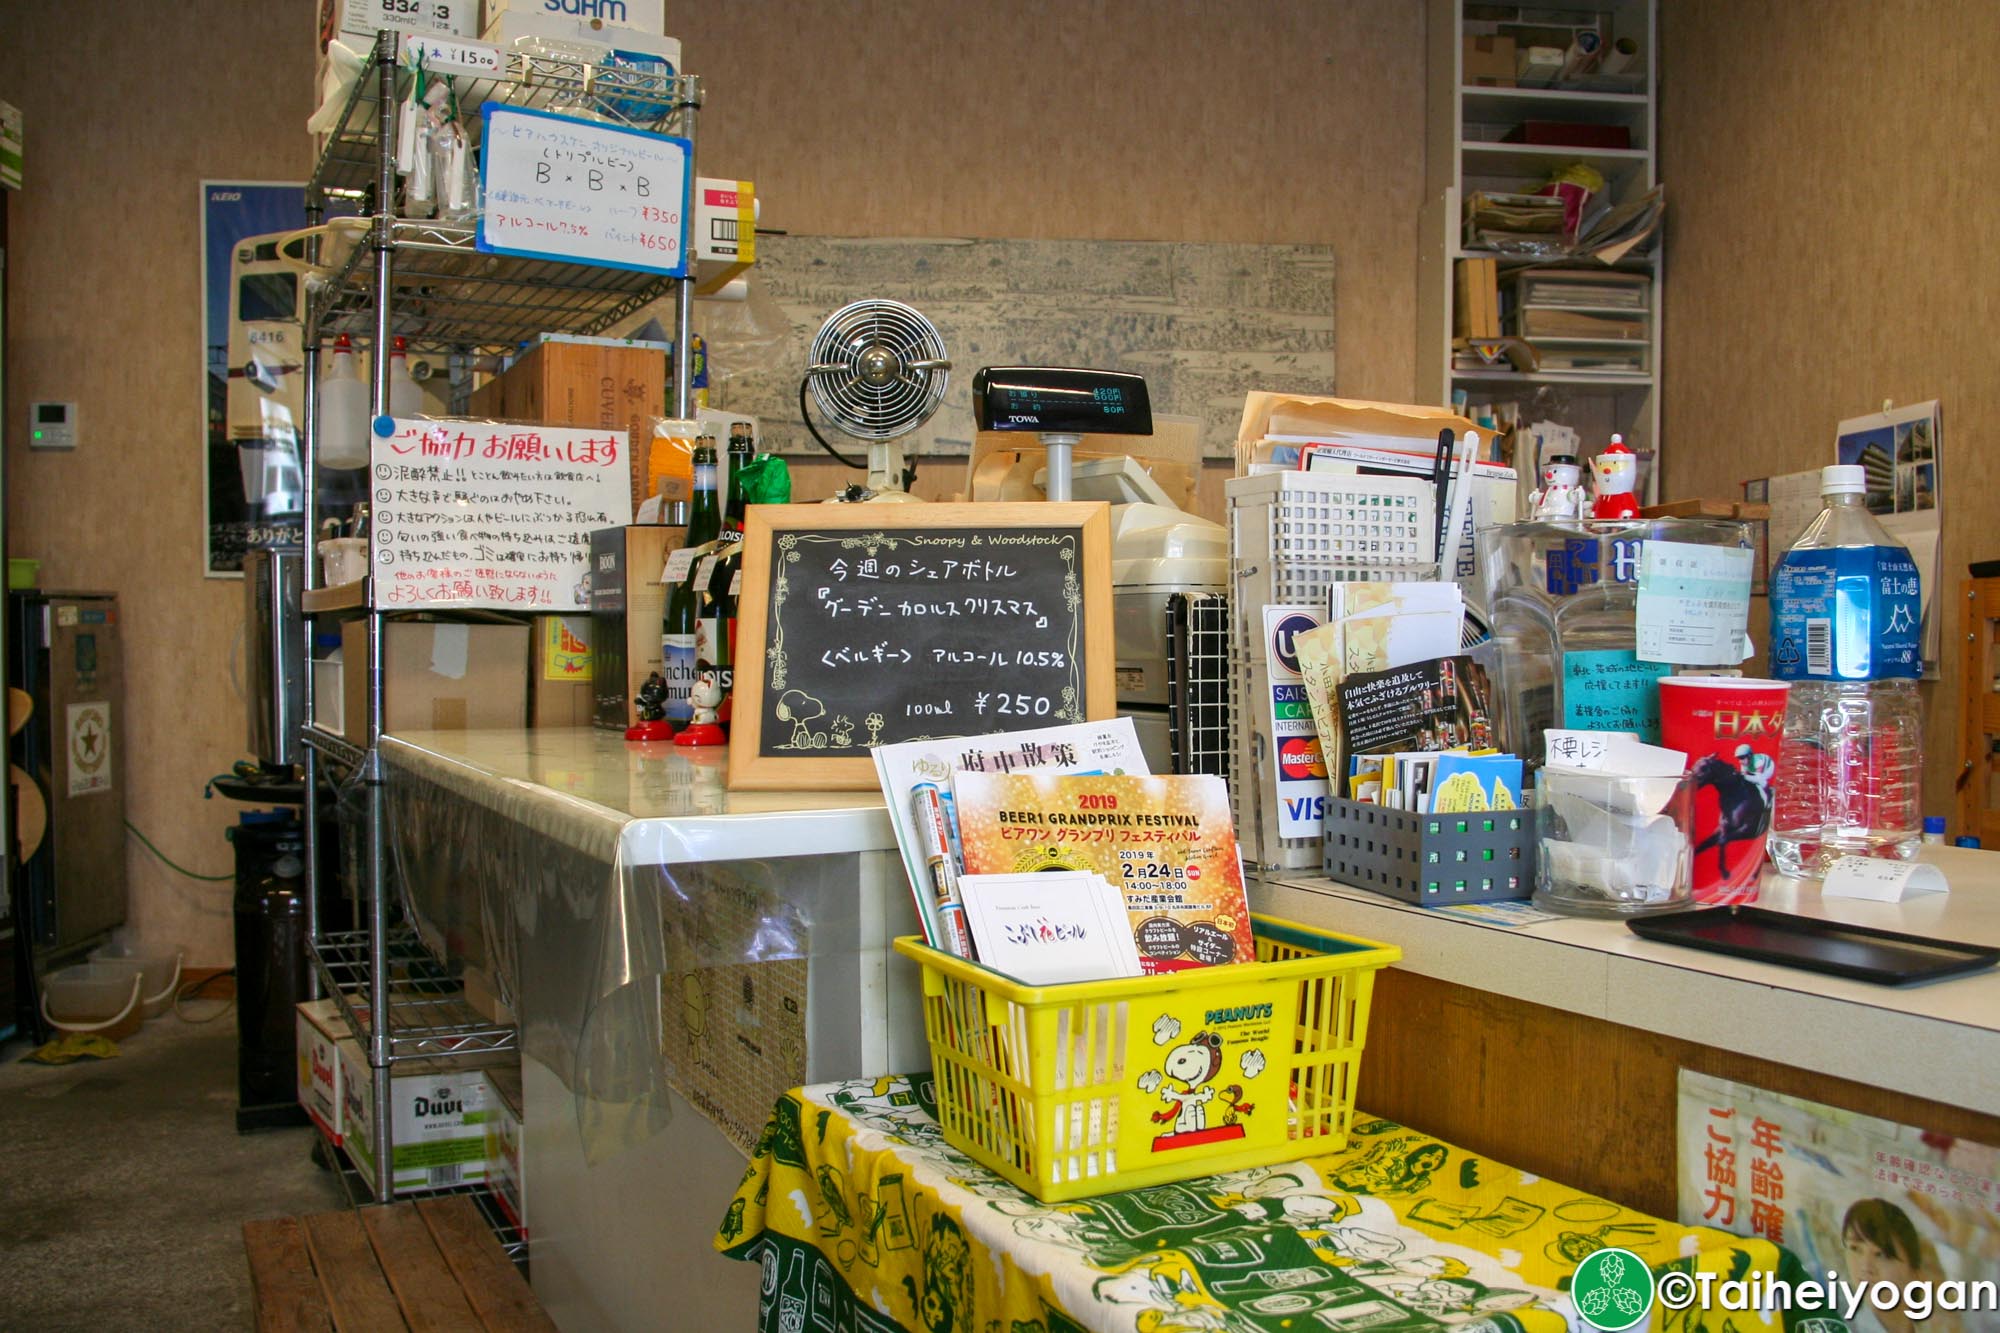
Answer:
[728,503,1114,790]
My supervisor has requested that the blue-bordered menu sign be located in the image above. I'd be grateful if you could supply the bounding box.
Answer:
[477,104,690,276]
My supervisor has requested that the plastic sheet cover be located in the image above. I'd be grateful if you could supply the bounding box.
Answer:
[380,731,900,1160]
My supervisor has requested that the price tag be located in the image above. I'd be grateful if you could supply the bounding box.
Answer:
[663,549,698,584]
[1821,857,1949,901]
[695,555,719,589]
[729,568,742,597]
[405,34,502,76]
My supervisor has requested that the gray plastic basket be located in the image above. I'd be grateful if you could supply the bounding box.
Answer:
[1322,797,1535,906]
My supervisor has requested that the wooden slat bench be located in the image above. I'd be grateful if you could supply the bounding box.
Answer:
[243,1196,555,1332]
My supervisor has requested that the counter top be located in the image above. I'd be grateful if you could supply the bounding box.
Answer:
[1253,847,2000,1117]
[380,727,895,866]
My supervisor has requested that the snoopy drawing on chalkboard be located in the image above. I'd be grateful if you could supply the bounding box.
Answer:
[774,689,827,749]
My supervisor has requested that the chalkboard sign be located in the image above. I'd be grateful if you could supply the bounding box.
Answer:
[479,104,690,275]
[728,504,1114,790]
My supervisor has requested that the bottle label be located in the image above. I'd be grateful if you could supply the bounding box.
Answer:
[1770,547,1921,680]
[661,633,697,721]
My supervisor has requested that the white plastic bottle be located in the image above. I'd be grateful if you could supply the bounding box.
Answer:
[386,336,423,419]
[1767,465,1923,877]
[317,334,370,469]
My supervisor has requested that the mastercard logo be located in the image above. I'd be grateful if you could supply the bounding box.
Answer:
[1278,736,1326,780]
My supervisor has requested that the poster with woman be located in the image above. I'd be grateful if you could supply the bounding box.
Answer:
[1679,1070,1999,1332]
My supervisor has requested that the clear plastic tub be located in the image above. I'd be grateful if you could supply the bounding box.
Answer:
[43,963,145,1039]
[89,934,183,1020]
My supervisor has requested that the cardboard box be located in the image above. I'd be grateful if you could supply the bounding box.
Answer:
[589,526,679,730]
[483,1065,527,1236]
[321,0,478,45]
[1462,34,1517,86]
[296,1000,346,1143]
[338,1038,507,1192]
[340,621,530,744]
[482,4,678,58]
[475,336,669,509]
[531,614,595,728]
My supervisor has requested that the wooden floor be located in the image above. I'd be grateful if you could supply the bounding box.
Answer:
[243,1196,555,1332]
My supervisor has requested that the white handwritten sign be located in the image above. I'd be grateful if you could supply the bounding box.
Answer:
[368,418,632,612]
[478,104,689,275]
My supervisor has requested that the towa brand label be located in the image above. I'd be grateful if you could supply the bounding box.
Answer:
[1770,546,1921,680]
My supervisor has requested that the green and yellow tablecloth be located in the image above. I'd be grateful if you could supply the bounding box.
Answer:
[716,1075,1827,1333]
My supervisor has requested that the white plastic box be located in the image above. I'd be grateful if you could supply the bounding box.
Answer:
[338,1038,509,1192]
[296,1000,346,1143]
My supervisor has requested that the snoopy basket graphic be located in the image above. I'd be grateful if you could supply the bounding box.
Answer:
[893,914,1400,1202]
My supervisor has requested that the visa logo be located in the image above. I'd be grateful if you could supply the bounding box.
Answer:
[1283,795,1325,823]
[543,0,627,19]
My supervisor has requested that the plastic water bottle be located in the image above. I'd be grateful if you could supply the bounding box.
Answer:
[1767,465,1923,878]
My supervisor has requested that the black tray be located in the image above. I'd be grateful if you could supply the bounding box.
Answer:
[1626,906,2000,986]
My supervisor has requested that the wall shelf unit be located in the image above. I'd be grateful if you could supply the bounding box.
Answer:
[297,28,701,1208]
[1419,0,1661,496]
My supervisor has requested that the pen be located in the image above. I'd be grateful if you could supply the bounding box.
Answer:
[910,783,975,959]
[1432,428,1454,565]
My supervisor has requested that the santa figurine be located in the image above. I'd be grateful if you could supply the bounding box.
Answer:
[1589,436,1642,519]
[673,663,728,748]
[1529,455,1584,520]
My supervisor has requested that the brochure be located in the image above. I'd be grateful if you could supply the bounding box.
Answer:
[1336,655,1495,793]
[952,772,1254,974]
[957,872,1142,985]
[871,719,1148,950]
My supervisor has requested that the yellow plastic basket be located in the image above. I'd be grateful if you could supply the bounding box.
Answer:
[892,913,1401,1202]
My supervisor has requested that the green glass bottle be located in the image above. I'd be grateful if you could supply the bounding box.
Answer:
[659,437,721,724]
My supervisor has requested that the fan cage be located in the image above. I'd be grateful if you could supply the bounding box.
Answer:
[807,300,950,441]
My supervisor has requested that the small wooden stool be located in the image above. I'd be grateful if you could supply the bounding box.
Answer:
[243,1195,554,1332]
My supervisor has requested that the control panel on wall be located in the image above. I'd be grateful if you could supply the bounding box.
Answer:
[28,402,76,451]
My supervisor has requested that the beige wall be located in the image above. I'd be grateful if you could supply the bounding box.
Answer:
[0,2,1426,963]
[1659,1,2000,817]
[1,5,315,965]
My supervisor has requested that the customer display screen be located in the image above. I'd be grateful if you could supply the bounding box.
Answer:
[973,367,1153,435]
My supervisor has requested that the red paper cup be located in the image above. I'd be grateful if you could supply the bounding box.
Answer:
[1657,676,1791,904]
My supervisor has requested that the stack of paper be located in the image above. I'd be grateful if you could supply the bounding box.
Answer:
[958,872,1142,986]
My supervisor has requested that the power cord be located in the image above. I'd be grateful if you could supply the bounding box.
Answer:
[798,376,864,469]
[174,968,236,1025]
[124,820,234,882]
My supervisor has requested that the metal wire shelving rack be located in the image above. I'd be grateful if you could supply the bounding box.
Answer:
[296,29,702,1220]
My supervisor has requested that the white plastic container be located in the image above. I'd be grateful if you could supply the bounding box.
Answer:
[317,537,368,587]
[318,334,370,470]
[88,934,183,1020]
[43,963,145,1039]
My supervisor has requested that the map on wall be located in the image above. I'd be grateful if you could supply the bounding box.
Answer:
[693,236,1336,461]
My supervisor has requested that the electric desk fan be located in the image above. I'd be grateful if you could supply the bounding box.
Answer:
[800,299,951,503]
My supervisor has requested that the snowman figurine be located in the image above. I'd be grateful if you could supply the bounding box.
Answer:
[1589,436,1641,519]
[1529,455,1584,520]
[673,662,728,748]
